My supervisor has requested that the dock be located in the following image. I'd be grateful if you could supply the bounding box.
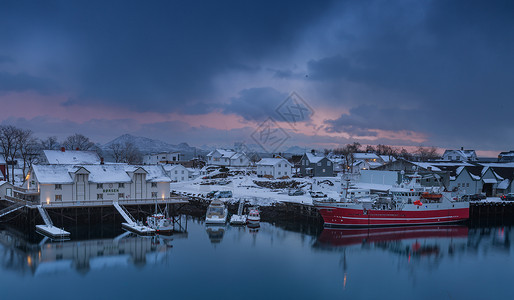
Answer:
[35,205,71,238]
[113,202,155,235]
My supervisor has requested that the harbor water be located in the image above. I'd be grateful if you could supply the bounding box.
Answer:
[1,219,513,300]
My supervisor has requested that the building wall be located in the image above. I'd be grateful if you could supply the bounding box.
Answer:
[35,173,169,205]
[143,153,180,165]
[167,165,190,182]
[449,170,481,195]
[257,162,292,178]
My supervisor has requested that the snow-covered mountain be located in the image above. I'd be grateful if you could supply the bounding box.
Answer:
[101,134,204,159]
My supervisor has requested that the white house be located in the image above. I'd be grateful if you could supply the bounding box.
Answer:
[163,164,191,182]
[206,149,250,167]
[442,149,478,162]
[42,149,101,164]
[143,152,181,165]
[256,158,293,178]
[23,164,171,206]
[0,181,13,200]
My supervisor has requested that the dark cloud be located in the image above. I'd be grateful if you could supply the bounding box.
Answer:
[306,0,514,149]
[223,87,288,122]
[0,0,334,113]
[0,71,58,94]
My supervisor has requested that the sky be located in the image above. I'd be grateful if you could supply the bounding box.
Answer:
[0,0,513,156]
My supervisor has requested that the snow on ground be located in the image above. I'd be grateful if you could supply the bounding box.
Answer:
[170,175,341,206]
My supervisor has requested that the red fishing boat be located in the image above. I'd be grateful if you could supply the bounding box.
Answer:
[313,174,469,227]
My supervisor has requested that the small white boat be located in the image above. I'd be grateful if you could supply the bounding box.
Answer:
[146,213,174,234]
[247,207,260,224]
[205,200,228,224]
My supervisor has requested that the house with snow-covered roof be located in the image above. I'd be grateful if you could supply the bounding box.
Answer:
[256,158,293,178]
[498,151,514,162]
[163,164,191,182]
[300,153,334,177]
[22,164,171,206]
[143,152,180,165]
[206,149,250,167]
[42,149,101,165]
[442,148,477,162]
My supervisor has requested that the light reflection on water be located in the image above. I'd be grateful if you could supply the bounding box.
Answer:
[1,219,513,300]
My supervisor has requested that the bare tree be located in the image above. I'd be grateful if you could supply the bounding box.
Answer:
[41,136,60,150]
[19,130,40,180]
[63,133,95,150]
[0,125,18,182]
[109,142,124,163]
[122,142,142,164]
[416,146,439,161]
[342,142,361,173]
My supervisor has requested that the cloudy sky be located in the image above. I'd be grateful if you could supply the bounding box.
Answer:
[1,0,513,155]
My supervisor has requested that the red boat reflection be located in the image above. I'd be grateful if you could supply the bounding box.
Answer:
[318,225,469,248]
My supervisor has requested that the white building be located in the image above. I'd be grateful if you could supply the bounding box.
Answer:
[163,164,191,182]
[206,149,250,167]
[442,149,477,162]
[42,149,101,164]
[143,152,181,165]
[23,164,171,206]
[256,158,293,178]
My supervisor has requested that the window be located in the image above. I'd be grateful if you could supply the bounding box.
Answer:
[175,170,178,174]
[151,192,157,198]
[151,182,157,188]
[119,183,125,188]
[55,195,62,201]
[97,194,103,200]
[118,193,124,199]
[181,170,184,174]
[278,171,281,175]
[322,169,325,173]
[278,164,281,167]
[97,183,103,189]
[240,159,243,163]
[466,183,470,187]
[181,177,184,180]
[317,162,321,166]
[55,184,62,190]
[285,172,288,175]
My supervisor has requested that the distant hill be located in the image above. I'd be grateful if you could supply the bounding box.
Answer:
[101,134,205,160]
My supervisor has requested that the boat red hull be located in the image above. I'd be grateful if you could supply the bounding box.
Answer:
[316,205,469,227]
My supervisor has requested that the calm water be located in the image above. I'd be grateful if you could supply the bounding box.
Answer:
[1,219,513,300]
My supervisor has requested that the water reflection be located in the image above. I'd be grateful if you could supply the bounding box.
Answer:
[205,225,225,244]
[0,227,173,276]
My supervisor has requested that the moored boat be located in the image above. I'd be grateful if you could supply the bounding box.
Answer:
[147,213,174,234]
[247,207,260,224]
[314,174,469,227]
[205,200,228,224]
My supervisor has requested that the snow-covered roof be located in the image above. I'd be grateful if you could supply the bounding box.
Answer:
[126,165,171,182]
[380,155,396,163]
[43,150,101,165]
[32,164,171,184]
[86,165,133,183]
[353,153,380,160]
[411,162,442,172]
[498,179,510,190]
[32,165,75,184]
[256,158,292,167]
[207,149,237,158]
[231,153,247,160]
[442,149,476,160]
[483,178,497,184]
[162,164,187,171]
[305,153,325,163]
